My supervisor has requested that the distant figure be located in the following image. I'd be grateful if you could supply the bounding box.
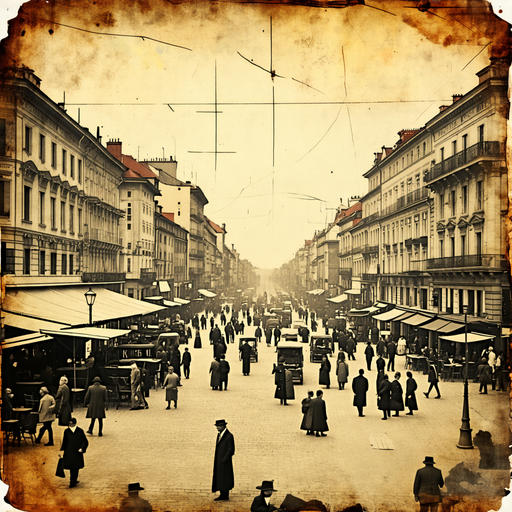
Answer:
[336,353,349,390]
[387,339,397,372]
[378,374,392,420]
[390,372,404,417]
[477,357,492,395]
[274,327,281,346]
[273,357,287,405]
[251,480,280,512]
[424,364,441,399]
[346,335,356,361]
[210,358,221,390]
[376,337,386,357]
[55,376,72,427]
[219,354,230,391]
[365,341,375,371]
[212,419,235,501]
[405,371,418,415]
[84,376,107,436]
[304,390,328,437]
[300,391,314,435]
[240,340,252,376]
[36,387,56,446]
[162,366,179,409]
[130,363,145,410]
[182,347,191,379]
[319,355,331,389]
[413,456,444,512]
[255,326,262,343]
[60,417,89,488]
[352,369,369,417]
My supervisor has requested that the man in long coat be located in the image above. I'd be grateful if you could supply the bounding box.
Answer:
[273,357,288,405]
[60,417,89,488]
[240,340,252,376]
[352,369,369,417]
[212,419,235,501]
[378,374,392,420]
[364,341,375,371]
[84,376,107,436]
[387,339,397,372]
[219,354,230,390]
[413,456,444,511]
[346,336,356,361]
[130,363,145,410]
[304,390,328,436]
[210,358,221,390]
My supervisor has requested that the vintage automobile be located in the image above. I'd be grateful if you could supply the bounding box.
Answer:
[156,332,180,351]
[280,328,299,343]
[238,336,258,362]
[277,341,303,384]
[169,321,188,344]
[310,334,334,362]
[265,313,281,330]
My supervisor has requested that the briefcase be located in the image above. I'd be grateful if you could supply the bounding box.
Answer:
[56,456,65,478]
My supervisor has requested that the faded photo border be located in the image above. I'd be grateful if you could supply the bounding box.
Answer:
[0,1,511,511]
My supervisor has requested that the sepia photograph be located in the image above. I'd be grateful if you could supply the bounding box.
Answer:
[0,0,511,511]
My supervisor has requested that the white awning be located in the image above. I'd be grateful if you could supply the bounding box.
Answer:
[400,313,433,326]
[41,327,130,340]
[174,298,190,305]
[163,300,181,307]
[439,332,495,343]
[420,319,464,333]
[327,294,348,304]
[4,287,165,328]
[158,281,171,293]
[372,309,407,321]
[307,289,325,295]
[345,289,361,295]
[198,289,217,298]
[144,296,164,301]
[374,302,388,308]
[3,333,54,349]
[3,311,70,331]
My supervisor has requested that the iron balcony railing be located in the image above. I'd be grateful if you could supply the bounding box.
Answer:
[426,254,507,270]
[82,272,126,282]
[86,229,122,246]
[381,187,429,218]
[426,142,503,183]
[140,268,156,282]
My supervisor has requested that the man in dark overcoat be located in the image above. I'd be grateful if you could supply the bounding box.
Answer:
[273,357,287,405]
[251,480,280,512]
[304,390,328,436]
[338,330,348,352]
[219,354,230,390]
[182,347,191,379]
[378,374,392,420]
[300,326,310,344]
[60,417,89,488]
[413,456,444,511]
[364,341,375,371]
[352,369,369,417]
[265,327,273,347]
[376,354,385,373]
[346,335,356,361]
[387,339,397,372]
[240,340,252,376]
[273,326,281,346]
[212,419,235,501]
[376,337,386,357]
[84,376,107,436]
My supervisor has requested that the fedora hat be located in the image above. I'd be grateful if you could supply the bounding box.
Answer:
[92,376,102,383]
[256,480,276,491]
[423,456,435,465]
[215,419,227,427]
[128,483,144,492]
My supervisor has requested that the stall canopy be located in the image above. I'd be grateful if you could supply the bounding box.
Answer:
[392,312,416,322]
[374,302,388,309]
[400,313,434,326]
[420,319,464,333]
[163,300,181,307]
[348,306,380,315]
[439,332,495,343]
[41,327,130,340]
[345,289,361,295]
[174,298,190,305]
[327,294,348,304]
[372,308,407,322]
[307,289,325,295]
[158,281,171,294]
[4,287,165,329]
[198,289,217,298]
[3,332,54,350]
[3,311,70,331]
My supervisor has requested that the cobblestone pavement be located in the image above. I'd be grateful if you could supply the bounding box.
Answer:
[3,312,511,512]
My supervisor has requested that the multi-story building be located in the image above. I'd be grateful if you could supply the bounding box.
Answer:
[106,140,160,300]
[205,217,225,292]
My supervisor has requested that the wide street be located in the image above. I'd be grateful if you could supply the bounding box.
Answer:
[3,305,510,512]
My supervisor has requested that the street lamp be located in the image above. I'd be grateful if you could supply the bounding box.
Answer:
[457,304,473,449]
[84,287,97,326]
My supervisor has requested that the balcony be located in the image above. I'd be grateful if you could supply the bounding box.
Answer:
[190,268,204,275]
[426,254,507,271]
[82,272,126,283]
[190,249,205,258]
[339,267,352,277]
[140,268,156,283]
[408,259,428,272]
[362,273,378,282]
[360,244,379,255]
[381,187,429,217]
[87,229,122,246]
[426,142,503,183]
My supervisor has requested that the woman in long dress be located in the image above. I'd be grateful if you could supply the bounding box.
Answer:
[210,357,221,390]
[390,372,405,417]
[405,371,418,415]
[336,353,349,390]
[319,356,331,389]
[194,328,202,349]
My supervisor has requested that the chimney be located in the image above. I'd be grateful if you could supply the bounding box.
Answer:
[439,105,450,112]
[452,94,463,103]
[96,126,102,144]
[106,139,122,161]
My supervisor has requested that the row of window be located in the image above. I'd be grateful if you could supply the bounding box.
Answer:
[439,181,483,218]
[23,186,82,232]
[439,125,484,162]
[23,249,75,275]
[24,125,83,182]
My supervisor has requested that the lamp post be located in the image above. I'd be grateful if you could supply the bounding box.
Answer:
[457,304,473,449]
[84,287,97,326]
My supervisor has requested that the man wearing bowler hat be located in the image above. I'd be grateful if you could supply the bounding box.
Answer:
[212,419,235,501]
[251,480,281,512]
[84,376,107,436]
[413,456,444,512]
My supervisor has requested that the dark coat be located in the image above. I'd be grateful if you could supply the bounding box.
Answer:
[182,351,192,367]
[376,340,385,356]
[84,382,107,419]
[219,360,230,381]
[413,465,444,504]
[251,493,279,512]
[171,349,181,377]
[319,358,331,386]
[376,357,385,372]
[428,366,439,384]
[347,338,356,355]
[215,343,227,360]
[210,360,221,388]
[212,429,235,492]
[390,380,404,411]
[365,344,375,361]
[304,396,328,432]
[240,343,252,374]
[273,363,286,400]
[255,327,262,339]
[61,426,89,470]
[387,341,397,358]
[405,377,418,410]
[352,374,369,407]
[55,384,72,426]
[300,397,312,430]
[284,369,295,400]
[477,362,492,384]
[194,331,202,348]
[378,379,392,410]
[338,333,348,351]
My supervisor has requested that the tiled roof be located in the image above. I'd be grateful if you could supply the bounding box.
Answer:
[122,154,158,179]
[162,213,175,222]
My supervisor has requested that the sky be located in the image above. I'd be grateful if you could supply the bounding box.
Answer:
[0,0,510,270]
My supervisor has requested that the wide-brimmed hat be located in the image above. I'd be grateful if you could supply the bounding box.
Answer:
[93,376,102,383]
[128,483,144,492]
[40,386,49,394]
[256,480,276,491]
[214,419,227,427]
[423,456,435,465]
